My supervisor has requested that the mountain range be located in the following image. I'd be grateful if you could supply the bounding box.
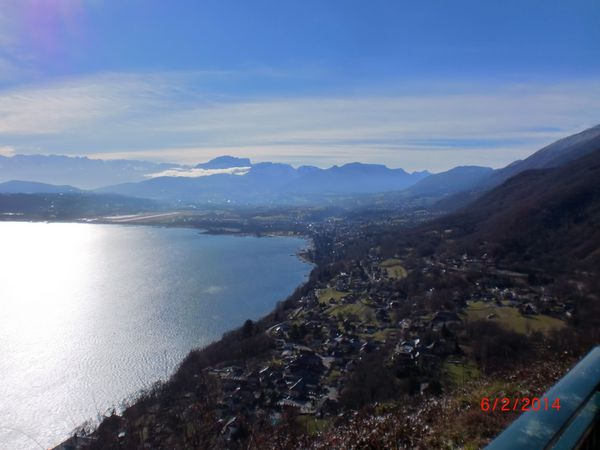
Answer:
[1,124,599,207]
[0,180,82,194]
[57,125,600,450]
[420,124,600,211]
[0,154,180,189]
[98,161,431,204]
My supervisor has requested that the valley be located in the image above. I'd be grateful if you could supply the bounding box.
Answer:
[2,126,598,450]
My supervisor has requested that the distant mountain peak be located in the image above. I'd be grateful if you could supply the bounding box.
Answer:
[196,156,252,169]
[0,180,82,194]
[0,153,181,189]
[100,158,430,204]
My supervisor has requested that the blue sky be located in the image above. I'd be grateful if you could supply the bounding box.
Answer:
[0,0,599,171]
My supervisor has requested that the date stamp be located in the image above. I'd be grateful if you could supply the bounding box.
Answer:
[480,397,561,413]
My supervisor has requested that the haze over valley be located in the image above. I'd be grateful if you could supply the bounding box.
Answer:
[1,1,599,449]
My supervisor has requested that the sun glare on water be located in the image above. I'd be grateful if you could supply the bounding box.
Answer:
[0,222,102,366]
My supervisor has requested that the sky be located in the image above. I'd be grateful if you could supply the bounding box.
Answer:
[0,0,599,172]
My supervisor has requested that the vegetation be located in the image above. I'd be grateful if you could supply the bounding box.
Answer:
[370,327,397,342]
[327,302,375,324]
[463,300,565,335]
[465,320,533,374]
[316,287,348,305]
[65,146,600,449]
[442,358,480,386]
[380,258,408,279]
[296,416,330,436]
[0,193,157,219]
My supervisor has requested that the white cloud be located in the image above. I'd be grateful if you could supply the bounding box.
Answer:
[146,166,251,178]
[1,72,600,171]
[0,146,15,157]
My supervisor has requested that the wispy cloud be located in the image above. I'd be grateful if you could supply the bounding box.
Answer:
[1,72,599,171]
[146,166,251,178]
[0,74,176,134]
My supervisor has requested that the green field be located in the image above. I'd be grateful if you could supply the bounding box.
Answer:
[443,359,481,386]
[370,327,398,342]
[380,258,408,279]
[327,301,375,323]
[324,368,341,384]
[317,287,349,305]
[463,301,565,335]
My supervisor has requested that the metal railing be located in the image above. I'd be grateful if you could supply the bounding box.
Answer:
[486,346,600,450]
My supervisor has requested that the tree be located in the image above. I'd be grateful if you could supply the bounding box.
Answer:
[242,319,254,338]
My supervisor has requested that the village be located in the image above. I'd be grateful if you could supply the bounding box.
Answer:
[57,211,578,450]
[195,222,571,443]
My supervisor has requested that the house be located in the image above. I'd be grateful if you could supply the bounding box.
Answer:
[521,303,538,315]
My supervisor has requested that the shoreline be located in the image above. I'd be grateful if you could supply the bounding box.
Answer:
[0,217,318,450]
[0,217,317,450]
[0,213,317,265]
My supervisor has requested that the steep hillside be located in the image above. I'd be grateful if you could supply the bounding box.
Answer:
[483,124,600,188]
[402,165,493,198]
[429,125,600,213]
[442,147,600,272]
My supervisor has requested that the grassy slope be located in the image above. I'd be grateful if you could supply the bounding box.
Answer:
[317,287,349,304]
[462,301,565,335]
[380,258,408,279]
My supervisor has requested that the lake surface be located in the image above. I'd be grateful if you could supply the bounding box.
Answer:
[0,222,312,450]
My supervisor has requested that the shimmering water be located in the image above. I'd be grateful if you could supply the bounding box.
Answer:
[0,222,311,449]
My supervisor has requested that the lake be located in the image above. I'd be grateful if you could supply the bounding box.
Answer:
[0,222,312,450]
